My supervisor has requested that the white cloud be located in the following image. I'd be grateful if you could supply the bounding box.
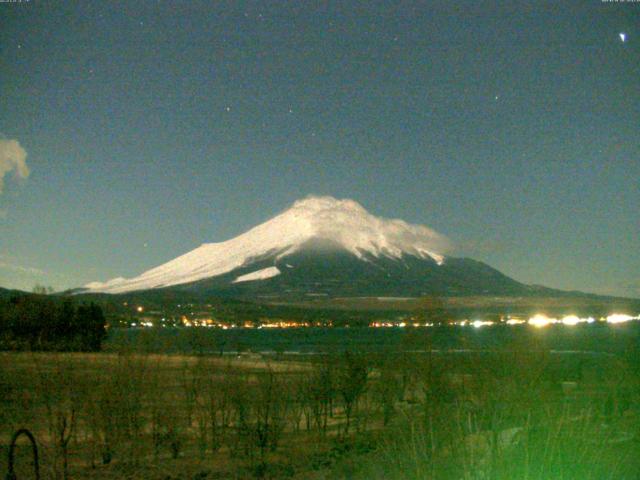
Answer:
[0,260,46,276]
[0,138,29,194]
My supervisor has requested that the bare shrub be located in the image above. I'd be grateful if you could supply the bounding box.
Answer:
[337,352,369,436]
[33,355,85,480]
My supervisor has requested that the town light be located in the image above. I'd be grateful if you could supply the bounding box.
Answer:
[528,314,557,328]
[606,313,637,324]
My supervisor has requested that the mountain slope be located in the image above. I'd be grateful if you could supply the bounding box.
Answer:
[166,240,529,299]
[0,287,24,299]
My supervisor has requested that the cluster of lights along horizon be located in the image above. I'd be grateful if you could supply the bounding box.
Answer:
[368,314,640,329]
[447,313,640,328]
[126,304,640,329]
[453,313,640,328]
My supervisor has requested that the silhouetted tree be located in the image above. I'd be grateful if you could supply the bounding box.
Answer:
[337,352,369,435]
[0,296,107,351]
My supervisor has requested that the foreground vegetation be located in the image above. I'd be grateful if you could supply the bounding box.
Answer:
[0,295,106,351]
[1,333,639,479]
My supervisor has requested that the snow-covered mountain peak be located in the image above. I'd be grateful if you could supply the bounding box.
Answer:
[84,196,450,294]
[289,196,367,215]
[276,195,448,261]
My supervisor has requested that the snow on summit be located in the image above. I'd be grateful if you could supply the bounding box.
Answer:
[84,196,450,294]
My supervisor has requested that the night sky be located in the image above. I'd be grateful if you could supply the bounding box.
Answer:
[0,1,638,297]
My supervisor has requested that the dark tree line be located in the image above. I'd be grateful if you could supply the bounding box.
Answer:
[0,295,107,351]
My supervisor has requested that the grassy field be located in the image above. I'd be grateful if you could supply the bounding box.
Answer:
[1,335,639,479]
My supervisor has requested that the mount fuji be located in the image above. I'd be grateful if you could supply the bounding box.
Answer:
[82,196,533,299]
